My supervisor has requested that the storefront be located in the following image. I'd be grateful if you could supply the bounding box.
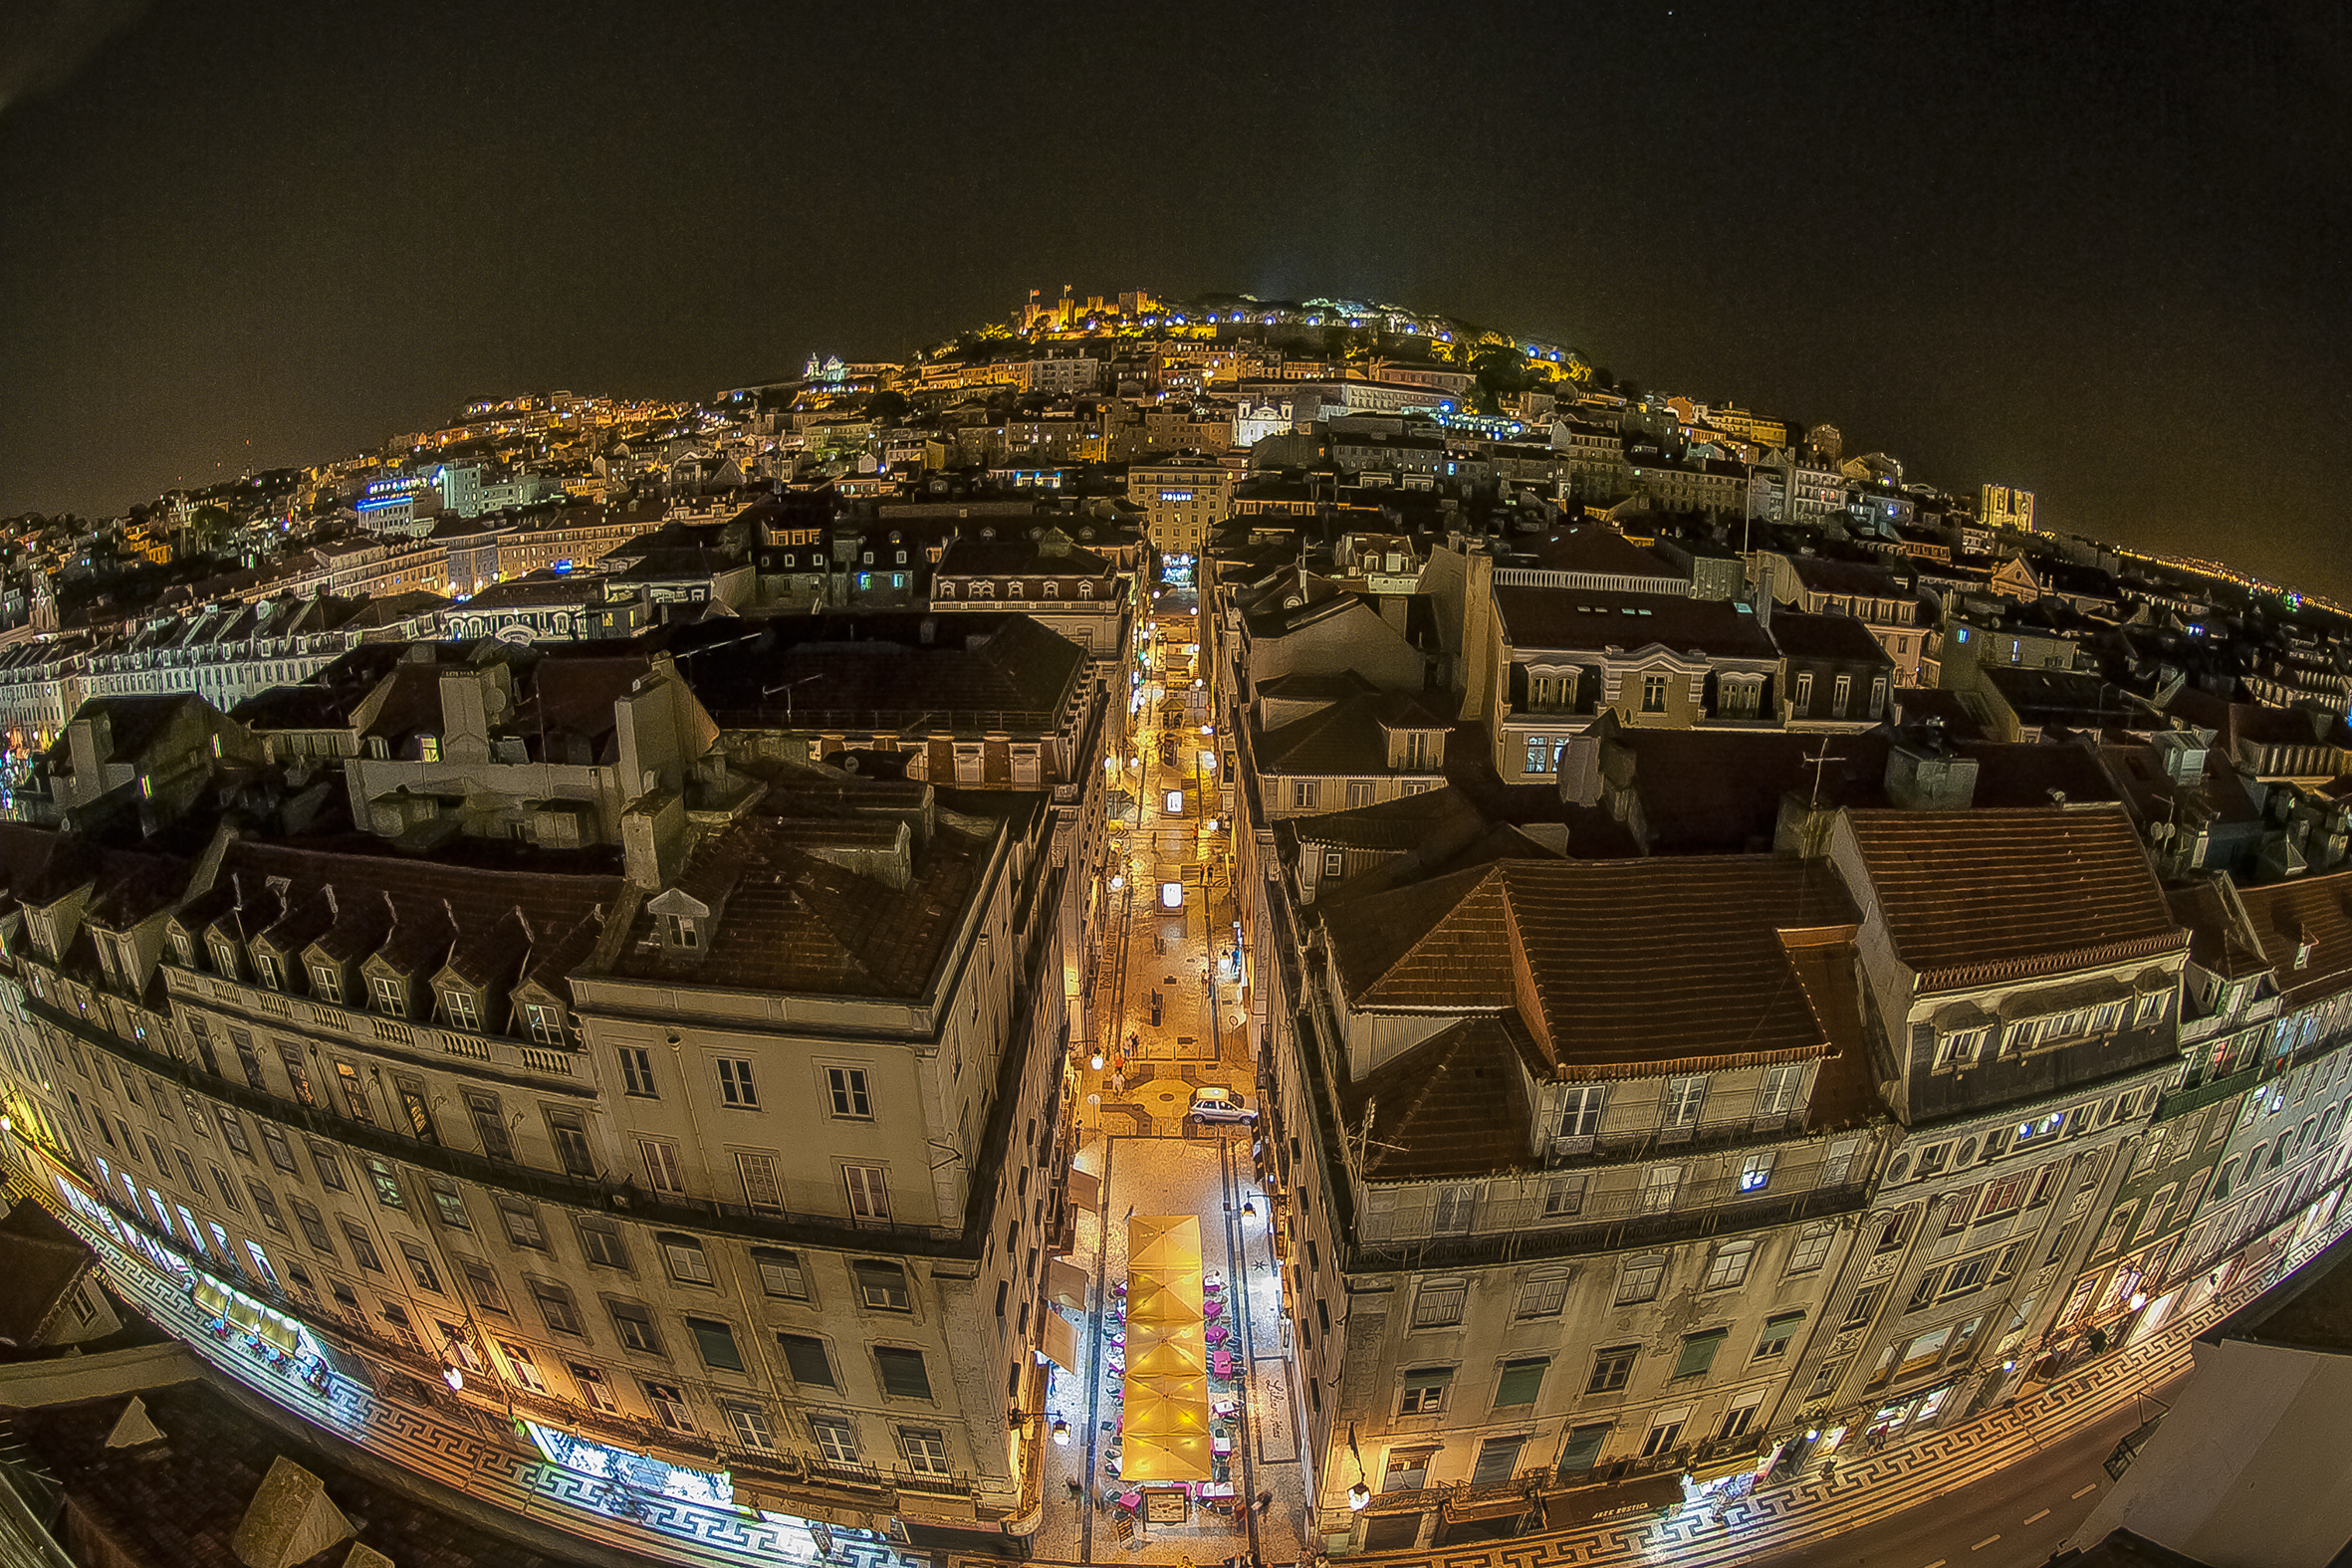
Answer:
[191,1271,336,1396]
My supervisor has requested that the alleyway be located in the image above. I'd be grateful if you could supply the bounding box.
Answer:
[1032,594,1314,1562]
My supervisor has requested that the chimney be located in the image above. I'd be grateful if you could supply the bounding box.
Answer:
[1885,730,1979,809]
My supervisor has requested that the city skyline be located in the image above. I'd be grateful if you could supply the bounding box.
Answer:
[2,3,2350,598]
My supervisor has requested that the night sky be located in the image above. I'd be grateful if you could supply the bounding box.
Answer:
[2,2,2347,595]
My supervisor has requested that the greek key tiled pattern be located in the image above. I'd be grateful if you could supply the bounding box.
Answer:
[980,1207,2345,1568]
[24,1153,2341,1568]
[24,1176,931,1568]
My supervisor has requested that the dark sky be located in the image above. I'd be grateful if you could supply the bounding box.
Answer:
[2,2,2347,594]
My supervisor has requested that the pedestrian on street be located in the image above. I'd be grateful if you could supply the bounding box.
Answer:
[1253,1489,1274,1516]
[1112,1067,1126,1094]
[1124,1205,1136,1224]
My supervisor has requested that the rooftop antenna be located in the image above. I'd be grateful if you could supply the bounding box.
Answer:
[1804,740,1843,810]
[1349,1098,1409,1169]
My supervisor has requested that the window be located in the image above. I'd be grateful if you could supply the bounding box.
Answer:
[1557,1423,1613,1475]
[1663,1076,1707,1128]
[1935,1027,1988,1070]
[1471,1435,1528,1485]
[1943,1252,1994,1298]
[607,1300,662,1355]
[246,1182,287,1235]
[643,1380,694,1434]
[1431,1186,1476,1232]
[1944,1184,1983,1233]
[497,1197,547,1251]
[1755,1310,1805,1361]
[1786,1222,1836,1275]
[291,1199,335,1255]
[617,1046,656,1098]
[1639,1165,1682,1213]
[1673,1329,1728,1380]
[778,1333,837,1388]
[361,1152,404,1213]
[1792,672,1813,712]
[397,1240,442,1293]
[208,1165,244,1213]
[735,1151,783,1214]
[662,1234,714,1286]
[689,1316,745,1373]
[340,1222,383,1273]
[573,1216,626,1270]
[427,1177,471,1230]
[540,1110,594,1179]
[1412,1279,1467,1328]
[1980,1171,2032,1219]
[899,1427,951,1475]
[716,1058,758,1108]
[1615,1254,1666,1305]
[1758,1063,1806,1118]
[1397,1366,1453,1415]
[1542,1176,1586,1218]
[441,990,479,1031]
[1516,1273,1569,1319]
[1641,1412,1688,1458]
[726,1405,779,1454]
[233,1038,267,1090]
[640,1138,686,1194]
[855,1259,911,1312]
[213,1107,252,1158]
[1738,1153,1776,1194]
[1876,1207,1916,1253]
[277,1046,315,1108]
[1842,1283,1884,1329]
[876,1345,933,1400]
[844,1165,891,1222]
[1641,673,1669,713]
[754,1249,808,1300]
[1702,1238,1756,1291]
[572,1362,618,1414]
[309,963,342,1005]
[1493,1357,1547,1410]
[369,974,406,1017]
[826,1067,872,1119]
[334,1062,374,1125]
[1559,1084,1606,1140]
[665,914,699,951]
[1831,674,1852,717]
[809,1415,858,1464]
[524,1004,566,1047]
[527,1279,584,1337]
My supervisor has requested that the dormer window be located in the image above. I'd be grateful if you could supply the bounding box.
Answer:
[210,939,240,978]
[370,974,407,1017]
[442,989,480,1031]
[418,735,440,763]
[665,914,699,951]
[254,953,281,991]
[171,931,191,965]
[310,964,344,1006]
[524,1003,566,1047]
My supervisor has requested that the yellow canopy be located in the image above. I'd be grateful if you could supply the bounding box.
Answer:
[1125,1270,1204,1324]
[1123,1320,1209,1379]
[1127,1215,1202,1272]
[1121,1374,1211,1437]
[1120,1429,1214,1482]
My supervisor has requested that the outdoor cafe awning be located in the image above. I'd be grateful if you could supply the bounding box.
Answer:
[1048,1255,1091,1312]
[1128,1215,1202,1272]
[1442,1489,1538,1524]
[1039,1309,1079,1375]
[1119,1429,1213,1483]
[1125,1271,1203,1324]
[1123,1321,1208,1379]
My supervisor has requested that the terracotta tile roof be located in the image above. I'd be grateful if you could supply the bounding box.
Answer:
[603,801,1010,998]
[1768,608,1896,665]
[2168,877,2271,983]
[1254,691,1450,779]
[1501,857,1856,1074]
[1324,857,1858,1080]
[1338,1017,1540,1179]
[2236,866,2352,1010]
[1840,806,2183,993]
[1494,585,1777,659]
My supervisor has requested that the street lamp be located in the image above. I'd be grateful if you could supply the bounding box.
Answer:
[1348,1484,1371,1511]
